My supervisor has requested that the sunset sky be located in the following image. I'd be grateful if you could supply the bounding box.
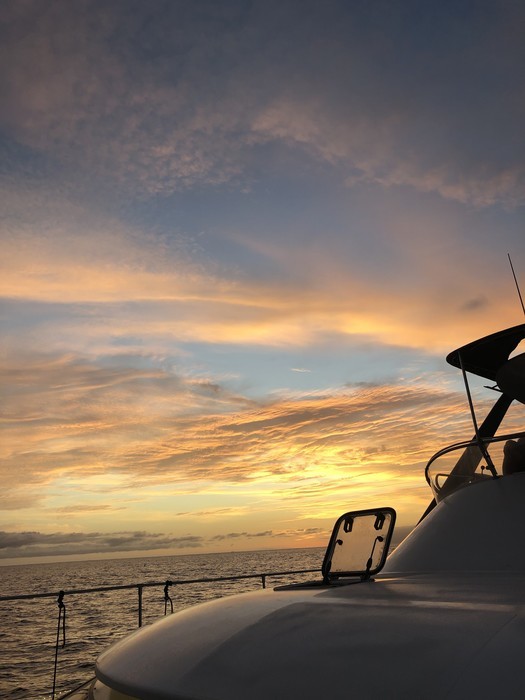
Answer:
[1,0,524,564]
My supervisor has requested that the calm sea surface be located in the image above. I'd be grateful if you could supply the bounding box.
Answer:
[0,548,323,699]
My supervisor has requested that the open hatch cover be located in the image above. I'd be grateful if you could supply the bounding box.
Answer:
[322,507,396,582]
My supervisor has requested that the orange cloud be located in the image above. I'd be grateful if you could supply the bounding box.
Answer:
[2,213,519,359]
[2,347,494,531]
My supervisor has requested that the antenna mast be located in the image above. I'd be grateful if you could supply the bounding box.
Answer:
[508,253,525,317]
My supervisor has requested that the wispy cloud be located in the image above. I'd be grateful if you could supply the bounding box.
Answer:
[2,218,520,360]
[1,2,523,205]
[1,345,480,527]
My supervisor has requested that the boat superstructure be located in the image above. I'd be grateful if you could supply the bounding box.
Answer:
[69,324,525,699]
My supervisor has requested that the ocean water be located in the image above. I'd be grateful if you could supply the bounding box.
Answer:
[0,548,323,700]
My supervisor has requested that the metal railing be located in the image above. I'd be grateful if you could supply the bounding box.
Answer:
[424,430,525,501]
[1,567,321,699]
[0,567,321,627]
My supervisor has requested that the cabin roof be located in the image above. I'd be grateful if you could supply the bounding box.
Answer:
[446,324,525,381]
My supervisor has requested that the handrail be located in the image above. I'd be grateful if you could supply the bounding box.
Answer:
[0,567,320,601]
[424,430,525,499]
[0,567,321,627]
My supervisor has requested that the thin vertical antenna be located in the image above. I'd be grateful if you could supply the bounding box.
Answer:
[508,253,525,317]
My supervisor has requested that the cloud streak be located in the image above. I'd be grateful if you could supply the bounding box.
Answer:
[1,345,486,529]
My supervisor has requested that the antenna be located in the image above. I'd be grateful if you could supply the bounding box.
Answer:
[508,253,525,317]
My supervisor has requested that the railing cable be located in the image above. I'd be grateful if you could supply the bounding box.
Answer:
[52,590,66,700]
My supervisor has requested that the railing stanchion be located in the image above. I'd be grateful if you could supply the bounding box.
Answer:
[261,574,266,589]
[138,585,143,627]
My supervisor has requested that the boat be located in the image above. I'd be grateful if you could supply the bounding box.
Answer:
[67,323,525,699]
